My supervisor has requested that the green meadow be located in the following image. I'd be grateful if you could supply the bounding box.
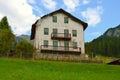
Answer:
[0,58,120,80]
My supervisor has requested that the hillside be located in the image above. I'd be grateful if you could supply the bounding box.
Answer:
[85,24,120,58]
[16,35,33,44]
[0,58,120,80]
[103,25,120,37]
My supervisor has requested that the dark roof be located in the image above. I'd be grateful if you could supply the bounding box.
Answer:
[30,20,38,40]
[107,59,120,65]
[30,9,88,40]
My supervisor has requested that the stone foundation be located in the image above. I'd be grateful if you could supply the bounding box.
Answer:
[33,50,88,61]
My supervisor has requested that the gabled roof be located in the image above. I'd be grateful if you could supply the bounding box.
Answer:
[30,9,88,40]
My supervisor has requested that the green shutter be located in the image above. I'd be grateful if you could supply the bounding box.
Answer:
[53,41,58,50]
[53,29,57,37]
[44,40,48,47]
[44,28,49,35]
[64,29,69,37]
[73,42,77,49]
[64,17,68,23]
[53,16,57,22]
[64,41,69,51]
[72,30,77,37]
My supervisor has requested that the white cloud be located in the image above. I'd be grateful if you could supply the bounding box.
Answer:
[90,32,101,36]
[0,0,39,35]
[27,0,36,4]
[41,0,57,10]
[83,0,90,4]
[81,6,103,26]
[63,0,80,12]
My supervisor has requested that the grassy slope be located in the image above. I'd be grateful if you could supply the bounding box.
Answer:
[0,58,120,80]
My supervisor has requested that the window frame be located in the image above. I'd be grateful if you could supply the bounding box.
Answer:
[44,40,48,48]
[53,16,57,23]
[44,28,49,35]
[72,30,77,37]
[73,42,77,49]
[64,17,69,23]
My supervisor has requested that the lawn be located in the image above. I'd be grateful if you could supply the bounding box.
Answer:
[0,58,120,80]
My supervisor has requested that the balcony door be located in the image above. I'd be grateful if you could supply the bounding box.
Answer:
[53,29,57,37]
[64,29,69,37]
[53,41,58,50]
[64,41,69,51]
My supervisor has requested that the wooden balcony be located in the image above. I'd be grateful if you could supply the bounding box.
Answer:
[41,45,81,54]
[51,33,71,40]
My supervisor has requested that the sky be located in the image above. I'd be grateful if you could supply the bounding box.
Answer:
[0,0,120,42]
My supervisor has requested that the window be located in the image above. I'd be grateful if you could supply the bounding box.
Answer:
[44,28,49,35]
[64,17,68,23]
[73,42,77,49]
[53,29,57,37]
[64,29,69,37]
[53,16,57,22]
[72,30,77,37]
[53,41,58,50]
[64,41,69,51]
[44,40,48,47]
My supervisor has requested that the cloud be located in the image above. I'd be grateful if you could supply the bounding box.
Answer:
[27,0,36,4]
[83,0,90,4]
[0,0,39,35]
[90,32,101,36]
[63,0,80,12]
[81,6,103,26]
[41,0,57,10]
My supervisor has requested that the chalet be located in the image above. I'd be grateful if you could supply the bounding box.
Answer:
[30,9,88,60]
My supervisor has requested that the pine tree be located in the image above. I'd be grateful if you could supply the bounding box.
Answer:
[0,16,11,30]
[0,16,15,57]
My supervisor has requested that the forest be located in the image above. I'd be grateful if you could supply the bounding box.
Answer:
[85,25,120,58]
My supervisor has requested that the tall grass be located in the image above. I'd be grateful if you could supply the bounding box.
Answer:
[0,58,120,80]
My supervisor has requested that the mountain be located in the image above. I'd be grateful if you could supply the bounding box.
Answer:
[85,24,120,58]
[102,25,120,37]
[16,35,33,44]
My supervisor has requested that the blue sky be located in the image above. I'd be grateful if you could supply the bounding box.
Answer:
[0,0,120,42]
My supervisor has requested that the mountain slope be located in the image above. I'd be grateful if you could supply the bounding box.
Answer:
[16,35,33,44]
[85,24,120,58]
[103,25,120,37]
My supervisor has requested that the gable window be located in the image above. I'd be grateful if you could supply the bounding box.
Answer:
[72,30,77,37]
[44,28,49,35]
[44,40,48,48]
[64,17,68,23]
[73,42,77,49]
[53,16,57,22]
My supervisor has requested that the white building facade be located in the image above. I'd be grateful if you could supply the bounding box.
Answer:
[31,9,88,60]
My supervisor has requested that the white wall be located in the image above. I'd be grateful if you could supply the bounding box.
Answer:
[34,13,85,53]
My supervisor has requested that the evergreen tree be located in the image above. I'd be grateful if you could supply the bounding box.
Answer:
[0,16,11,30]
[0,16,15,57]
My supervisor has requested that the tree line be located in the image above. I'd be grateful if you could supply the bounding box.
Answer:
[0,16,35,58]
[85,36,120,58]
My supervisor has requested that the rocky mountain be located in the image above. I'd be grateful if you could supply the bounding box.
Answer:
[85,24,120,58]
[102,25,120,37]
[16,35,33,44]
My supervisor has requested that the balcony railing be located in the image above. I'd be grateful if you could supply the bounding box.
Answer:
[51,33,71,40]
[41,45,81,54]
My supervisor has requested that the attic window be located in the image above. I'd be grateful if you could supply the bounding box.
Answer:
[64,17,68,23]
[53,16,57,22]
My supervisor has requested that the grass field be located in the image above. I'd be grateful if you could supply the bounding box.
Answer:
[0,58,120,80]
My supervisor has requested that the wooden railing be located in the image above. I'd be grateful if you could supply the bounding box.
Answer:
[51,33,71,40]
[41,45,81,53]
